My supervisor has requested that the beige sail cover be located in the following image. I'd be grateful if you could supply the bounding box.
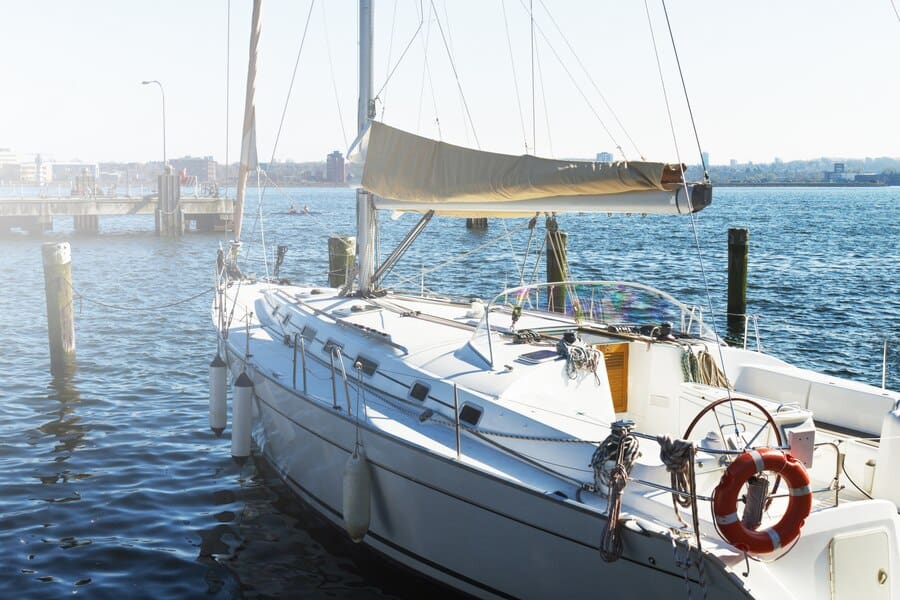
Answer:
[361,121,678,204]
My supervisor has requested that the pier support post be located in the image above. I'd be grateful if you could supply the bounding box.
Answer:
[156,168,183,237]
[328,236,357,288]
[546,219,568,313]
[74,215,99,234]
[466,218,488,230]
[727,228,749,331]
[42,242,76,374]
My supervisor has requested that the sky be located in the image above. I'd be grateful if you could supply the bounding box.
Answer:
[2,1,900,166]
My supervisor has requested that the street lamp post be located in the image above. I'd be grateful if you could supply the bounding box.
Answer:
[141,80,167,167]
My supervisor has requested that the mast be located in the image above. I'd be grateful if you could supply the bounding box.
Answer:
[233,0,262,249]
[355,0,377,293]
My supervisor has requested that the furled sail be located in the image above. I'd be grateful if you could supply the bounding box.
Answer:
[359,121,709,216]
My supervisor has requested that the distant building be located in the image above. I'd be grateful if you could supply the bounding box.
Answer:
[170,156,216,182]
[49,162,99,183]
[729,159,737,168]
[326,151,345,183]
[701,151,710,167]
[596,152,614,162]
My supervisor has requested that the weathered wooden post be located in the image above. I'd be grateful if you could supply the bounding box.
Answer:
[727,228,749,331]
[546,219,568,313]
[42,242,75,373]
[156,166,183,237]
[328,236,357,288]
[466,217,488,230]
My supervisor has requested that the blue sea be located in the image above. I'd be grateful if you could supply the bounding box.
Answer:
[0,185,897,598]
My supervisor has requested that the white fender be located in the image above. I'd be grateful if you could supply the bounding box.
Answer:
[231,372,253,462]
[208,353,227,436]
[342,445,371,543]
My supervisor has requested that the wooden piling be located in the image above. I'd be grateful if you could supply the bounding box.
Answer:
[328,236,357,288]
[727,228,749,329]
[546,226,568,313]
[156,168,183,237]
[42,242,75,373]
[466,218,488,230]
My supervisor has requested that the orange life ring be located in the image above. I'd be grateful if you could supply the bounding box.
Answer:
[711,447,812,554]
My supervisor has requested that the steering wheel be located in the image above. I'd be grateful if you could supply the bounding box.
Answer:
[683,396,783,449]
[684,396,785,500]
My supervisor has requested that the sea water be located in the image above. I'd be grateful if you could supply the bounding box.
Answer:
[0,186,897,597]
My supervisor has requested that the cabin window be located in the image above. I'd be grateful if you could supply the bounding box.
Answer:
[301,325,317,341]
[410,382,429,401]
[282,313,291,325]
[355,356,378,376]
[459,404,483,426]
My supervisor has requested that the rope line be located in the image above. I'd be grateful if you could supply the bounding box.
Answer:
[70,283,214,312]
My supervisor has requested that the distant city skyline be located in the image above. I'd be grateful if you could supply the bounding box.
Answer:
[3,2,900,165]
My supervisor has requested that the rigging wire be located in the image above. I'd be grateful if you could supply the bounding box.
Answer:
[644,0,737,434]
[373,1,425,108]
[321,2,349,151]
[224,0,231,201]
[388,220,531,289]
[892,0,900,24]
[661,0,708,181]
[534,35,554,158]
[430,0,480,149]
[530,0,536,154]
[501,0,530,154]
[537,0,644,161]
[243,0,316,268]
[379,0,400,120]
[516,0,627,160]
[416,5,443,139]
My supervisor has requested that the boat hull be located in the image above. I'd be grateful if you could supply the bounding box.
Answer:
[223,346,748,599]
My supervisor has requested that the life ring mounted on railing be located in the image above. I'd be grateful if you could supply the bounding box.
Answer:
[711,447,812,554]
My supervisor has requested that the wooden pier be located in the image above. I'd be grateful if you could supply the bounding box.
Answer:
[0,183,233,236]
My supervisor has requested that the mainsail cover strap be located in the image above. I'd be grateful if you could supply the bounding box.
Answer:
[361,121,682,204]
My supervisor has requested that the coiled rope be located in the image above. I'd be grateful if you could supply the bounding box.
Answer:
[657,435,693,515]
[595,421,639,562]
[556,336,603,385]
[681,347,732,389]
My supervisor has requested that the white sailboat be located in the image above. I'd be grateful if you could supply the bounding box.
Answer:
[211,2,900,598]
